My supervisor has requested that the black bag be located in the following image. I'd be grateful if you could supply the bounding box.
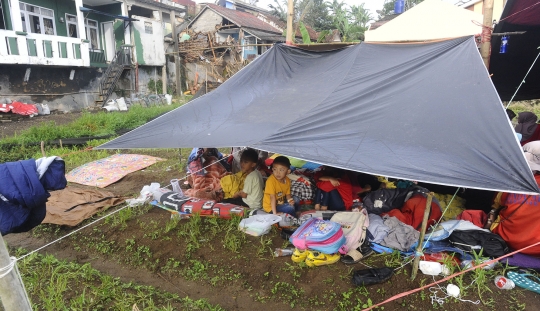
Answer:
[448,229,509,258]
[362,187,426,215]
[352,267,394,286]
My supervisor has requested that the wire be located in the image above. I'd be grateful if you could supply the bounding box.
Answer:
[498,2,540,23]
[505,48,540,109]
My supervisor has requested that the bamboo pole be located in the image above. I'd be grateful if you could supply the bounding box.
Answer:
[207,33,216,60]
[286,0,294,45]
[411,192,434,281]
[479,0,494,69]
[0,234,32,311]
[40,141,45,157]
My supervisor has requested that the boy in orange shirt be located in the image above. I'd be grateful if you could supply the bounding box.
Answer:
[263,156,296,216]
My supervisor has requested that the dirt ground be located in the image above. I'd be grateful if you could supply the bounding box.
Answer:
[3,113,540,310]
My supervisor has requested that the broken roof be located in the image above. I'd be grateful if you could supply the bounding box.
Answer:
[189,4,318,40]
[200,4,282,34]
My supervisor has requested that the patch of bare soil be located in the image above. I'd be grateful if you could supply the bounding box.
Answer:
[0,111,84,138]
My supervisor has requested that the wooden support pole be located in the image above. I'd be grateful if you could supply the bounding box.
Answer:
[286,0,294,45]
[170,10,183,98]
[162,65,167,95]
[59,139,63,149]
[411,192,434,281]
[479,0,494,69]
[40,141,45,157]
[207,33,216,61]
[0,234,32,311]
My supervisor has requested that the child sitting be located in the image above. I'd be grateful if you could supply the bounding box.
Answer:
[263,156,296,216]
[314,166,353,211]
[222,148,264,209]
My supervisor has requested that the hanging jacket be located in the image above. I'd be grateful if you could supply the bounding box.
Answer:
[0,158,66,235]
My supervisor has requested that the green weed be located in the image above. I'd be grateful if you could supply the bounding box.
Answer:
[15,250,224,310]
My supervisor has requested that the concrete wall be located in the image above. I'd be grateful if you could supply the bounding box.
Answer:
[0,64,102,111]
[132,15,165,66]
[190,9,222,33]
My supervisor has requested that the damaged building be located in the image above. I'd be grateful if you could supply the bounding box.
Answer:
[0,0,192,112]
[179,1,317,94]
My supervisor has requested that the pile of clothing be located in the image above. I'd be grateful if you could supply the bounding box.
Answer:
[0,157,67,235]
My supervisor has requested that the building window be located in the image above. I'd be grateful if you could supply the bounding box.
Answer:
[144,22,153,34]
[66,14,78,38]
[20,2,56,35]
[85,18,99,50]
[244,36,256,51]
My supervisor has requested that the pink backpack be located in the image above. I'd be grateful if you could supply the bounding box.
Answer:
[289,218,346,254]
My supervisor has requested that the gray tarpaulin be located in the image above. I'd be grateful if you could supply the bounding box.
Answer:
[98,36,539,194]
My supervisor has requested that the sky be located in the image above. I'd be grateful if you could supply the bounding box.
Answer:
[194,0,389,21]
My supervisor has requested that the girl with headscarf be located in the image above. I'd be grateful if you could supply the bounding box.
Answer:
[515,112,540,145]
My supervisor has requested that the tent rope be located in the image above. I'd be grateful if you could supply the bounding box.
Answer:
[505,48,540,109]
[0,257,16,279]
[421,187,460,250]
[498,1,540,23]
[363,239,540,311]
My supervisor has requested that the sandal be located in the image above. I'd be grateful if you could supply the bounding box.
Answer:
[291,248,308,263]
[341,246,374,265]
[507,271,540,294]
[314,204,321,211]
[305,251,340,267]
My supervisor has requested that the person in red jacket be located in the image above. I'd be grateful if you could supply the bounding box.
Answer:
[313,166,353,211]
[491,141,540,256]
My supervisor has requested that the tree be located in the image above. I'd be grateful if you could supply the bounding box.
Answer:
[298,0,333,31]
[268,0,289,23]
[328,0,372,42]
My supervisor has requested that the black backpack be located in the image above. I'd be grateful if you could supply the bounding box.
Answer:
[362,187,427,215]
[448,229,509,258]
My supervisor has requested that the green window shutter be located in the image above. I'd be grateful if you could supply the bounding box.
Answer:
[27,39,37,56]
[58,42,67,58]
[7,37,19,55]
[73,43,81,59]
[43,40,53,58]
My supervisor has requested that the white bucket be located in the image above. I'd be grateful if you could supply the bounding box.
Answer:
[165,94,172,105]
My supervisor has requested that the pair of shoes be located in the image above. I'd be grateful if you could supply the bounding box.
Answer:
[291,248,308,263]
[341,241,374,265]
[305,251,340,267]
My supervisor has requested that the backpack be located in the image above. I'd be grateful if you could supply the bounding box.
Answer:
[289,218,346,254]
[362,187,427,215]
[448,229,509,258]
[362,188,410,214]
[330,209,369,255]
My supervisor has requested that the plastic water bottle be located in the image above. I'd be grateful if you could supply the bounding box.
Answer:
[495,275,515,290]
[274,248,294,257]
[170,179,184,196]
[500,36,508,54]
